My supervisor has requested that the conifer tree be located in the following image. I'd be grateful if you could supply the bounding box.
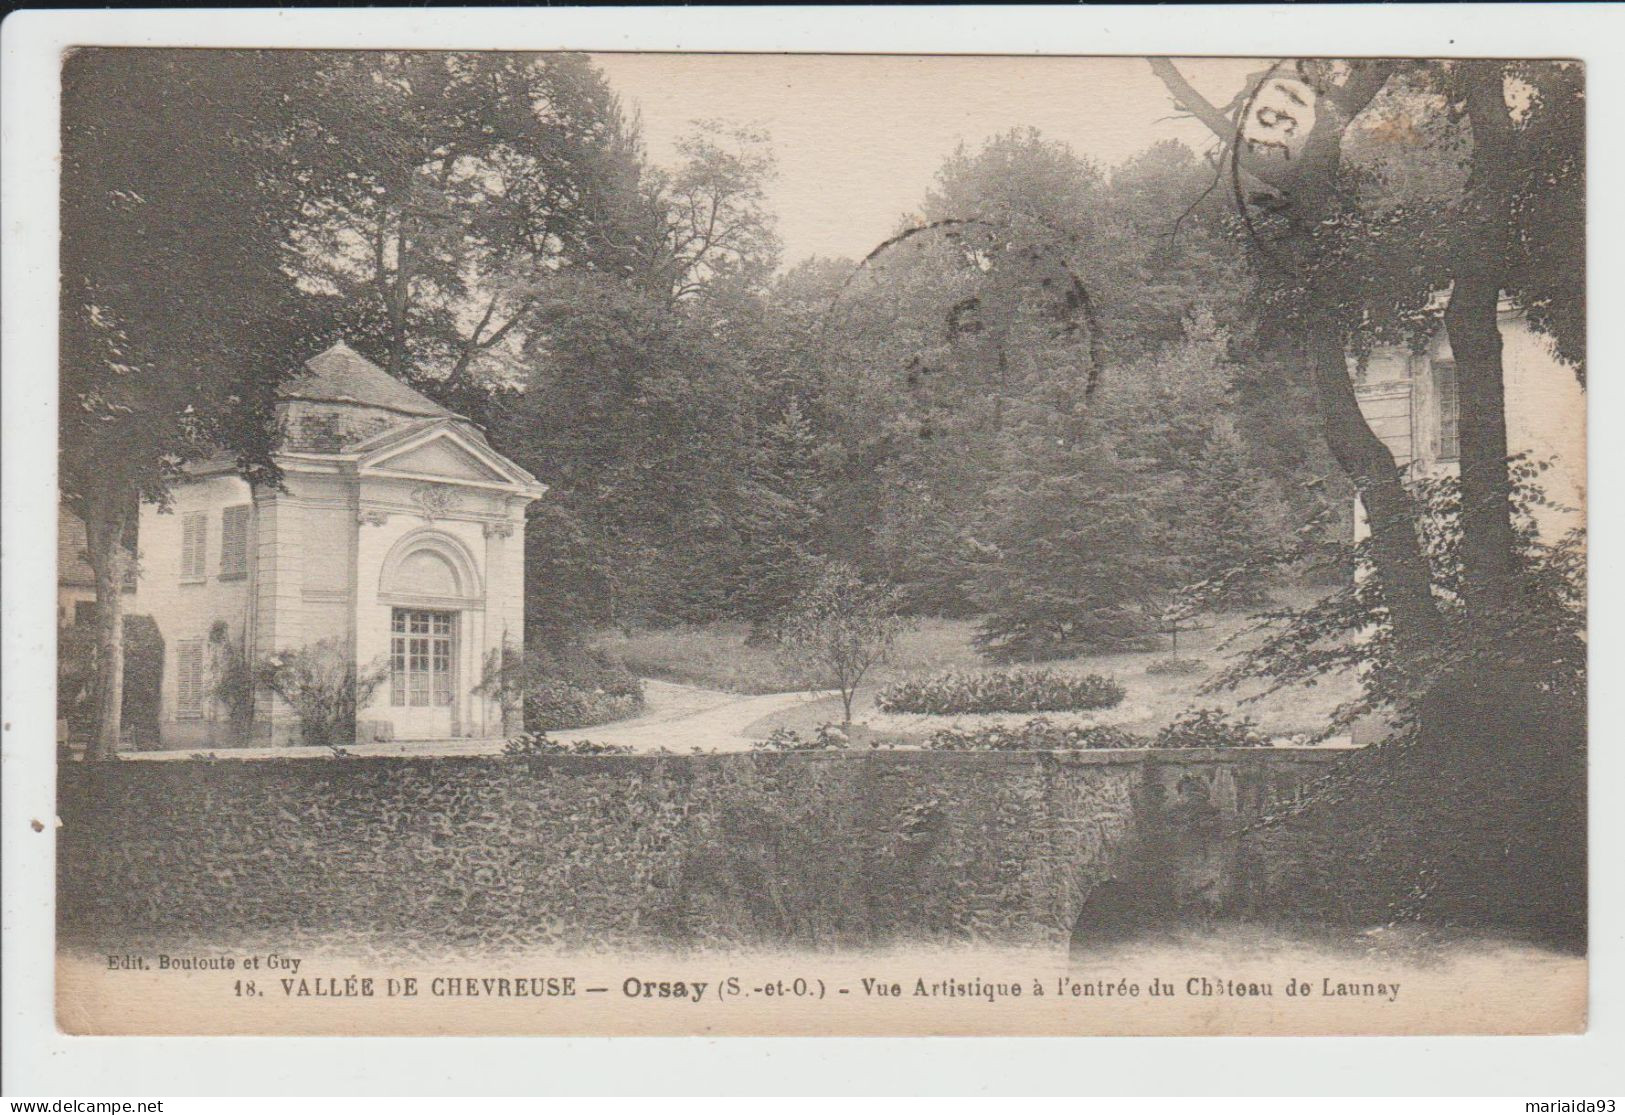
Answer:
[738,399,826,626]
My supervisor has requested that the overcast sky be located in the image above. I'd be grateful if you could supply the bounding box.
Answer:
[591,54,1264,266]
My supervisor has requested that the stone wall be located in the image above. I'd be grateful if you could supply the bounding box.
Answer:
[57,749,1340,952]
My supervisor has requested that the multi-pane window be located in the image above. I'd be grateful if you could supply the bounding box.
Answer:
[176,639,206,719]
[180,512,208,582]
[1434,360,1460,462]
[391,609,454,707]
[220,505,251,579]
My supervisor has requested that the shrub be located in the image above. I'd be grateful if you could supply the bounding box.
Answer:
[1145,656,1208,677]
[925,717,1149,752]
[523,645,644,731]
[751,724,849,752]
[57,622,99,737]
[257,638,389,748]
[207,621,255,746]
[878,668,1125,716]
[478,642,645,732]
[776,559,907,725]
[57,614,164,748]
[120,615,165,747]
[503,731,633,757]
[1152,707,1270,749]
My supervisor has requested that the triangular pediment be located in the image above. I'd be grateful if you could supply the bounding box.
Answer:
[359,423,543,494]
[375,436,509,483]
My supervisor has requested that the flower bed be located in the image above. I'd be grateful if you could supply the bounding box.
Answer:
[877,668,1125,716]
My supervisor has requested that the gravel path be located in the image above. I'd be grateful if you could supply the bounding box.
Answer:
[125,679,836,760]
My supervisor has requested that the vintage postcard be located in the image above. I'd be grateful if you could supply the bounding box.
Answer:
[46,47,1586,1039]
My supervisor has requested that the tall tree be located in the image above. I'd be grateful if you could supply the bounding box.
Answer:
[285,52,646,387]
[736,398,826,625]
[1150,59,1446,665]
[491,272,760,630]
[1440,61,1584,626]
[481,117,783,632]
[813,129,1310,623]
[60,49,317,758]
[636,121,781,303]
[975,434,1170,662]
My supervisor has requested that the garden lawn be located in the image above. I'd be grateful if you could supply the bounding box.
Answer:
[591,617,984,696]
[737,602,1363,743]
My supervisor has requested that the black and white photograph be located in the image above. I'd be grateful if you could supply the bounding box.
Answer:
[12,30,1597,1045]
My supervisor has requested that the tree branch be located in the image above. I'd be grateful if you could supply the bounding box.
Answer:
[1148,59,1288,189]
[1325,59,1397,120]
[478,296,534,350]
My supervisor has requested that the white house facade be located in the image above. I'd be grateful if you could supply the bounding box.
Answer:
[130,343,546,748]
[1353,302,1585,542]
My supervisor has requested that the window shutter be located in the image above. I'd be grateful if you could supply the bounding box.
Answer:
[180,512,208,581]
[220,505,251,578]
[176,640,205,718]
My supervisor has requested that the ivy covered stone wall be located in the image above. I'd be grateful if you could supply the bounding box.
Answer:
[57,749,1339,951]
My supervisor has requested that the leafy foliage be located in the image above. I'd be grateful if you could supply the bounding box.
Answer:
[751,724,850,752]
[61,49,318,514]
[455,119,1316,641]
[57,614,164,749]
[641,121,782,301]
[1152,708,1271,749]
[120,616,167,749]
[972,436,1167,662]
[925,717,1148,752]
[735,398,826,626]
[877,668,1124,716]
[503,731,633,757]
[776,560,908,724]
[57,622,97,729]
[476,640,645,733]
[492,272,763,629]
[1205,457,1586,739]
[257,639,389,748]
[207,621,256,746]
[284,51,646,384]
[61,50,323,755]
[971,323,1299,662]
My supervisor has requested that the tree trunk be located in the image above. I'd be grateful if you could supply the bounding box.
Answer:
[1306,322,1444,658]
[387,221,412,379]
[1281,68,1447,664]
[1449,61,1523,618]
[84,506,131,760]
[1444,274,1521,610]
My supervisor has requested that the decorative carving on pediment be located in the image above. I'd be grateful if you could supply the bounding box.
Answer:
[483,520,515,539]
[358,509,390,528]
[410,483,460,522]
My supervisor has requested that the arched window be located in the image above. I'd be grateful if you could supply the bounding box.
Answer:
[394,549,460,597]
[377,529,483,608]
